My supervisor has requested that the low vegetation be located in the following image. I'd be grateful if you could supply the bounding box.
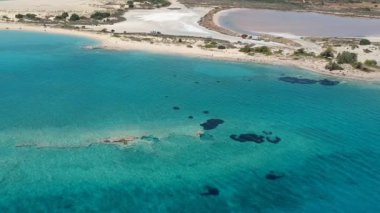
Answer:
[90,12,111,20]
[293,48,315,57]
[364,59,378,67]
[359,39,371,45]
[336,51,358,64]
[319,47,334,59]
[325,61,343,71]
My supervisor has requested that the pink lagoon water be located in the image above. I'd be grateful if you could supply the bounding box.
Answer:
[218,9,380,37]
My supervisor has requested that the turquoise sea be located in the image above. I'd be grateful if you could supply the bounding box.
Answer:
[0,31,379,212]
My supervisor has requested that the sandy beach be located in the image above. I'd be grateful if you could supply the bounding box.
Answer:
[1,21,380,82]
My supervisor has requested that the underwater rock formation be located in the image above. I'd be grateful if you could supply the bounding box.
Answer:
[200,132,214,141]
[141,135,160,143]
[200,119,224,130]
[103,136,138,145]
[173,106,180,110]
[279,76,318,84]
[265,171,285,180]
[230,134,265,143]
[279,76,339,86]
[319,79,339,86]
[266,136,282,144]
[203,110,209,114]
[200,185,220,196]
[230,132,282,144]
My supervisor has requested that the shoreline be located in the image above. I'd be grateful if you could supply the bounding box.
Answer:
[1,22,380,82]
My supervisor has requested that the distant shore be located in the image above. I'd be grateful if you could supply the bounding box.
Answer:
[1,22,380,82]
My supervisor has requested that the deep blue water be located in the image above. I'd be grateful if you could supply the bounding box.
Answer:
[0,31,380,212]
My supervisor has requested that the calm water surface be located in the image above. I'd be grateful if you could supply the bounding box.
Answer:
[0,31,380,212]
[218,9,380,37]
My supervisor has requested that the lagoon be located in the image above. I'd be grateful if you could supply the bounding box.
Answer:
[217,9,380,37]
[0,31,380,212]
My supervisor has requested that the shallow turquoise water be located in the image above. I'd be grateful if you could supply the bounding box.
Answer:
[0,31,380,212]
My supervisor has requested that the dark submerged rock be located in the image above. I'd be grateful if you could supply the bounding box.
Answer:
[200,119,224,130]
[200,186,219,196]
[279,76,318,84]
[230,134,265,143]
[319,79,339,86]
[266,136,281,144]
[188,116,194,119]
[262,131,272,135]
[202,110,209,114]
[200,133,214,141]
[173,106,180,110]
[141,135,160,143]
[265,171,285,180]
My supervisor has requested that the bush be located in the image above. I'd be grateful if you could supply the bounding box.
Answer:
[364,60,378,67]
[69,14,80,21]
[25,13,37,20]
[91,11,111,20]
[61,12,69,19]
[293,48,315,57]
[336,51,357,64]
[320,47,334,59]
[253,46,272,55]
[359,39,371,45]
[353,62,370,72]
[217,45,226,50]
[239,45,253,53]
[15,14,24,19]
[325,61,343,71]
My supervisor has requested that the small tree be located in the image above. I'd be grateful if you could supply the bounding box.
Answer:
[364,60,377,67]
[239,45,253,53]
[325,61,343,71]
[25,13,37,20]
[91,11,111,20]
[15,14,24,19]
[359,39,371,45]
[127,0,134,8]
[69,14,80,21]
[61,12,69,19]
[336,51,357,64]
[253,46,272,55]
[320,46,334,59]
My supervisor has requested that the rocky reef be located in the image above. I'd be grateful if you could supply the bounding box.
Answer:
[200,119,224,130]
[279,76,339,86]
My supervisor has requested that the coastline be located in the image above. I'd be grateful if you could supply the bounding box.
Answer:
[1,22,380,82]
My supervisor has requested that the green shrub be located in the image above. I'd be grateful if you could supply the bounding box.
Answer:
[336,51,358,64]
[15,14,24,19]
[364,59,378,67]
[69,14,80,21]
[91,11,111,20]
[325,61,343,71]
[293,48,315,57]
[217,45,226,50]
[359,39,371,45]
[239,45,253,53]
[320,47,334,59]
[25,13,37,20]
[253,46,272,55]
